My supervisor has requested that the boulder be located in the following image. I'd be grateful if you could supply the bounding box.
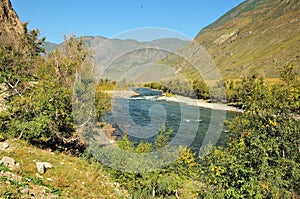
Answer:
[36,162,46,174]
[3,142,9,149]
[0,156,15,167]
[36,162,53,174]
[43,162,53,169]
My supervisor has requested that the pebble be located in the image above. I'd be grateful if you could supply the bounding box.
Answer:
[21,188,29,195]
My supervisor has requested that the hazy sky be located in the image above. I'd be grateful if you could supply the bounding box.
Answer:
[11,0,245,43]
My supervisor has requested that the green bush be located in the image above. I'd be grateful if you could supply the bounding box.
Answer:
[198,64,300,198]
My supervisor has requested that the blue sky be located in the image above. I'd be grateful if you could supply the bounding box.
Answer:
[11,0,245,43]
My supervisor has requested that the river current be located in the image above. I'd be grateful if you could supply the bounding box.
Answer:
[103,88,238,152]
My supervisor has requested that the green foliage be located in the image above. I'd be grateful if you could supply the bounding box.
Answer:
[21,23,46,56]
[144,82,163,90]
[90,127,199,198]
[224,80,239,103]
[94,79,116,121]
[0,31,96,151]
[107,147,199,199]
[118,133,134,152]
[144,81,175,96]
[198,64,300,198]
[144,79,210,99]
[154,125,172,149]
[165,91,175,97]
[0,25,46,140]
[192,79,209,99]
[0,25,44,99]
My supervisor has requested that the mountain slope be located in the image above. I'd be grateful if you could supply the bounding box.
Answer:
[160,0,300,80]
[195,0,300,79]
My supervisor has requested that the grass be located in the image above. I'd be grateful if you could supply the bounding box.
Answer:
[0,140,129,198]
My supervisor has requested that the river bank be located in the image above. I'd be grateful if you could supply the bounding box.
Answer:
[157,95,244,113]
[105,89,244,113]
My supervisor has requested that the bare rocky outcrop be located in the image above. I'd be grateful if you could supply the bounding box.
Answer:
[214,31,238,45]
[0,0,24,43]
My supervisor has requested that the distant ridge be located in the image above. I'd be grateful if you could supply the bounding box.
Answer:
[45,36,190,80]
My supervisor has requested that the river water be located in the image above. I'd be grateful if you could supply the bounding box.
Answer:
[103,88,239,153]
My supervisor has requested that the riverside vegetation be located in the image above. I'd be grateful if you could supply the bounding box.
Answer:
[0,23,299,198]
